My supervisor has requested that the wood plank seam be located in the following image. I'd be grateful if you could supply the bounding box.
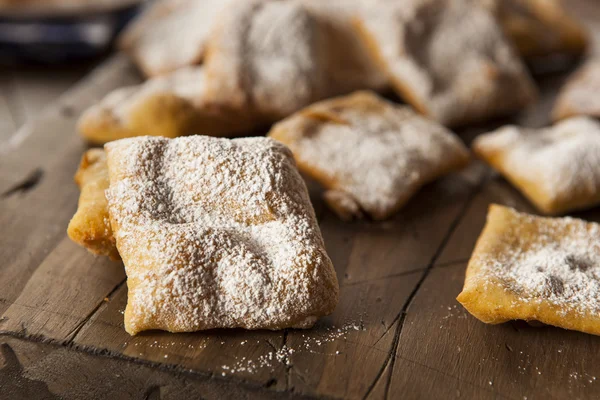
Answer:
[341,266,429,288]
[66,278,127,343]
[390,350,514,399]
[433,258,471,269]
[0,334,315,400]
[0,299,114,323]
[362,172,491,400]
[382,174,491,400]
[0,331,312,399]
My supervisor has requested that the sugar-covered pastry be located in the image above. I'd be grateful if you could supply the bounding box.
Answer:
[78,67,259,145]
[473,117,600,215]
[483,0,588,60]
[269,91,470,220]
[353,0,537,127]
[553,60,600,121]
[105,135,339,335]
[118,0,231,77]
[67,149,119,261]
[81,0,331,144]
[203,0,330,122]
[458,205,600,336]
[299,0,388,94]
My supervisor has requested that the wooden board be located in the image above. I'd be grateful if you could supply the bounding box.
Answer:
[2,2,600,398]
[0,63,92,144]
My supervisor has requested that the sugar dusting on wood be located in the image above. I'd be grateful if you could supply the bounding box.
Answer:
[218,320,362,376]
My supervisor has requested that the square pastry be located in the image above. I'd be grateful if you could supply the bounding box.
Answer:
[458,205,600,336]
[203,0,330,121]
[484,0,588,60]
[473,117,600,215]
[104,136,339,335]
[118,0,232,77]
[67,149,119,261]
[353,0,537,127]
[268,91,470,220]
[78,66,259,145]
[553,59,600,122]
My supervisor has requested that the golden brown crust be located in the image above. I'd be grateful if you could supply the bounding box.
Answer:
[299,0,389,94]
[67,149,120,261]
[352,0,537,127]
[105,136,338,335]
[473,118,600,215]
[350,17,429,117]
[117,0,230,78]
[458,205,600,336]
[488,0,588,59]
[553,59,600,122]
[203,0,330,122]
[78,67,262,146]
[269,91,470,220]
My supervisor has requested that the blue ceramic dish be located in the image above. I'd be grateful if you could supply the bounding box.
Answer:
[0,3,141,64]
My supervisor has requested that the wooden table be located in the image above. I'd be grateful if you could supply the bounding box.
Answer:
[2,2,600,399]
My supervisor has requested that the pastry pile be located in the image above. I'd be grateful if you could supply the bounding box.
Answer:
[68,0,600,337]
[79,0,590,144]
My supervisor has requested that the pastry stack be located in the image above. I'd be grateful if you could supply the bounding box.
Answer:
[67,0,600,337]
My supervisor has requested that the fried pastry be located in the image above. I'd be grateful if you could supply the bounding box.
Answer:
[458,205,600,336]
[105,135,339,335]
[203,0,331,122]
[553,59,600,121]
[484,0,588,60]
[299,0,388,94]
[78,66,260,145]
[353,0,537,127]
[473,117,600,215]
[118,0,231,77]
[268,91,470,220]
[67,149,119,261]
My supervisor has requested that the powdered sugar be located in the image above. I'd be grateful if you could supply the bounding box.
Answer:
[473,117,600,212]
[218,321,363,376]
[554,60,600,121]
[483,0,588,59]
[355,0,536,126]
[204,0,328,120]
[299,0,388,93]
[475,208,600,315]
[119,0,232,77]
[87,66,205,125]
[269,91,469,220]
[104,135,338,335]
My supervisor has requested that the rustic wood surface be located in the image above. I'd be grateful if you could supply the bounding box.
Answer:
[2,1,600,399]
[0,63,92,145]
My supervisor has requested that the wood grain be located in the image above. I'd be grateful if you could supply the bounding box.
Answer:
[0,335,299,400]
[389,263,600,400]
[1,0,600,398]
[0,63,91,145]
